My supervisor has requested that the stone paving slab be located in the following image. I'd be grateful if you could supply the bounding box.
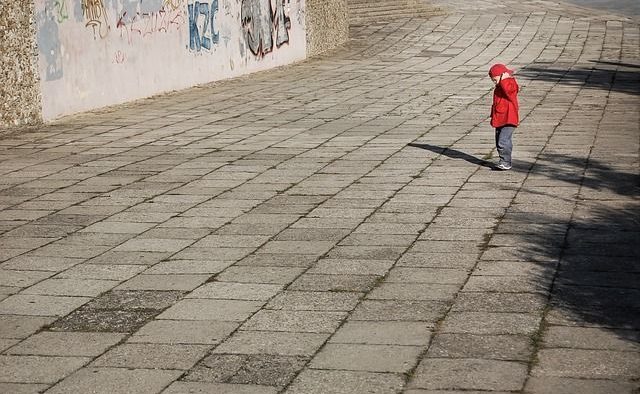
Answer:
[0,0,639,392]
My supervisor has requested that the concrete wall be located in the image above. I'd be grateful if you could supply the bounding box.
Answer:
[305,0,349,57]
[0,0,349,128]
[0,1,42,127]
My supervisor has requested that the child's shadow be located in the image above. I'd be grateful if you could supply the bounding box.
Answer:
[408,143,495,169]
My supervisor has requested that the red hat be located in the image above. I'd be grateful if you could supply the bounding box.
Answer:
[489,63,513,77]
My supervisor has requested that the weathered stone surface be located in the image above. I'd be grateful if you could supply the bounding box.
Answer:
[0,355,90,383]
[409,359,528,391]
[45,367,182,394]
[212,331,329,356]
[286,369,405,394]
[187,354,308,387]
[7,332,125,356]
[92,343,211,370]
[532,349,640,379]
[310,343,422,373]
[524,376,638,394]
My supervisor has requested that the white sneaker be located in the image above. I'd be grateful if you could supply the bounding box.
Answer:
[496,162,512,170]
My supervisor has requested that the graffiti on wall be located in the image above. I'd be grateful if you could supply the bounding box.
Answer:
[188,1,220,52]
[116,0,187,45]
[82,0,111,38]
[241,0,291,57]
[54,0,69,22]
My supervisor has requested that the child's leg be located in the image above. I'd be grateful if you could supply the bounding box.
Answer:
[495,126,514,165]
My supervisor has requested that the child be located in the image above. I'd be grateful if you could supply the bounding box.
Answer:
[489,63,520,170]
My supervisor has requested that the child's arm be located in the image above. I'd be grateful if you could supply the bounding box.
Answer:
[498,78,518,99]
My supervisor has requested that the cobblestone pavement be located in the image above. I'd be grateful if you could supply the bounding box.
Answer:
[1,0,638,393]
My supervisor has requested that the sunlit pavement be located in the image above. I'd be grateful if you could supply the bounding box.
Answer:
[0,0,638,392]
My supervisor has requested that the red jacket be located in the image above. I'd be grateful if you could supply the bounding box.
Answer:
[491,77,519,128]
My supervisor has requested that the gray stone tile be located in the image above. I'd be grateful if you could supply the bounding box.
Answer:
[0,355,90,383]
[291,272,381,292]
[242,310,347,333]
[0,315,56,339]
[92,343,212,370]
[29,243,112,259]
[237,254,318,268]
[0,383,50,394]
[46,367,182,394]
[532,349,640,379]
[326,246,405,260]
[55,264,147,280]
[339,234,415,247]
[87,290,184,310]
[144,260,233,274]
[367,283,459,301]
[275,228,350,241]
[308,259,394,276]
[258,241,336,256]
[267,291,362,311]
[409,358,528,391]
[212,331,329,356]
[463,275,548,293]
[186,354,308,387]
[452,292,547,312]
[330,321,432,346]
[49,308,159,333]
[440,312,540,335]
[310,343,422,373]
[88,251,171,265]
[164,382,278,394]
[216,266,306,284]
[172,247,255,261]
[115,274,210,291]
[0,338,19,352]
[7,332,125,356]
[0,294,91,316]
[351,300,448,322]
[22,278,119,297]
[524,376,638,394]
[543,326,639,351]
[188,282,283,301]
[113,238,193,253]
[0,269,53,287]
[427,333,532,361]
[386,268,469,284]
[129,320,238,344]
[286,369,405,394]
[404,390,513,394]
[157,299,263,321]
[79,221,156,234]
[397,252,478,269]
[0,256,83,272]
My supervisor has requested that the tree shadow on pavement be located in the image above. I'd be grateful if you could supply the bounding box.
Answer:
[408,143,495,168]
[526,152,638,197]
[497,152,640,344]
[409,129,639,345]
[517,204,640,343]
[517,64,640,96]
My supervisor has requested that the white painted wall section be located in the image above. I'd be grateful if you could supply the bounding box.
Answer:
[35,0,306,121]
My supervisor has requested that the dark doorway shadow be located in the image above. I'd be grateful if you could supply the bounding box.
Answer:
[408,143,495,168]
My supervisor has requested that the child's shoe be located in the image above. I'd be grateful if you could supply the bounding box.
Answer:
[496,162,512,170]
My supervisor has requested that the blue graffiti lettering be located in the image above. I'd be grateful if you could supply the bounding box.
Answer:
[188,1,219,52]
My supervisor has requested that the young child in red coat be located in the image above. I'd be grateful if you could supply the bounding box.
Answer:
[489,63,520,170]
